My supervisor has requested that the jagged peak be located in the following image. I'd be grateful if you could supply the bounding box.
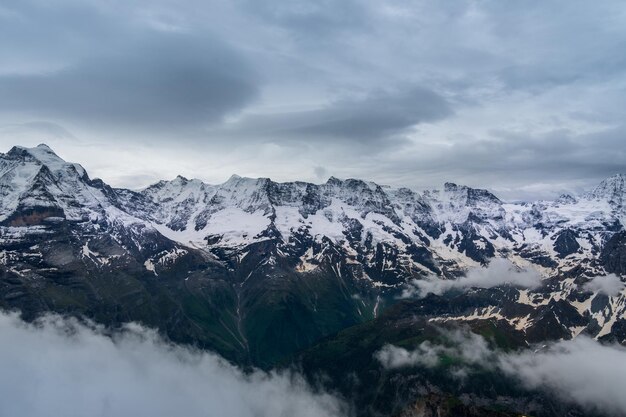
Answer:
[141,175,211,201]
[160,175,207,187]
[604,173,626,180]
[393,186,416,195]
[8,143,64,165]
[5,143,89,180]
[35,143,54,151]
[440,182,501,204]
[595,173,625,188]
[9,142,58,155]
[325,176,382,193]
[167,175,207,188]
[556,193,577,205]
[588,173,625,202]
[221,174,270,188]
[343,177,377,188]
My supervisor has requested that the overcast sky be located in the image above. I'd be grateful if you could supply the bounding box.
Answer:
[1,0,625,200]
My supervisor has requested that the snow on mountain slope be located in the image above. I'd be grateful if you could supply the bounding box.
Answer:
[93,146,621,282]
[1,144,131,225]
[2,144,626,347]
[3,144,625,283]
[587,173,626,204]
[423,182,504,225]
[134,175,405,249]
[0,145,186,265]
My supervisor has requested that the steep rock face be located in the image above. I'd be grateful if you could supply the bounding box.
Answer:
[553,229,580,258]
[601,231,626,274]
[587,173,625,211]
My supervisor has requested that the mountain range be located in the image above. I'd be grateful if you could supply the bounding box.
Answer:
[1,144,625,416]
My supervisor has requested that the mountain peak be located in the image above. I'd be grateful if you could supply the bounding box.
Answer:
[443,182,462,192]
[599,173,626,185]
[589,173,625,203]
[7,143,64,167]
[222,174,269,188]
[173,175,189,184]
[36,143,54,151]
[441,182,501,205]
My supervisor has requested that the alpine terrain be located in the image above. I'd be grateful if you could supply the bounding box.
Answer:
[1,144,625,416]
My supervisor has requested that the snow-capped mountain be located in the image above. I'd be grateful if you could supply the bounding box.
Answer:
[0,144,172,252]
[1,144,625,365]
[125,163,626,281]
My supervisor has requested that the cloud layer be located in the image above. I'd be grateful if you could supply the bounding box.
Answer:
[501,337,626,416]
[0,312,345,417]
[1,0,626,197]
[402,259,543,298]
[376,330,626,415]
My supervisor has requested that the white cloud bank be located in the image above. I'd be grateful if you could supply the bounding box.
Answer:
[0,312,346,417]
[375,329,490,370]
[501,337,626,416]
[402,259,543,298]
[376,330,626,416]
[582,274,625,297]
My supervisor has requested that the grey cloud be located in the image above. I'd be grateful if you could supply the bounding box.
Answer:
[0,1,258,134]
[239,0,372,42]
[368,123,626,201]
[485,1,626,90]
[402,259,543,298]
[0,121,76,140]
[0,34,258,132]
[242,0,626,91]
[0,311,346,417]
[448,127,626,198]
[224,87,452,145]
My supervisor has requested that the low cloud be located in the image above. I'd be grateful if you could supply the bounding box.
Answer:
[500,337,626,416]
[375,343,440,369]
[375,329,626,416]
[375,329,491,369]
[402,259,543,298]
[0,312,346,417]
[582,274,624,297]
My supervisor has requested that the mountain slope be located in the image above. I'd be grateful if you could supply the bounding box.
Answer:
[0,144,625,368]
